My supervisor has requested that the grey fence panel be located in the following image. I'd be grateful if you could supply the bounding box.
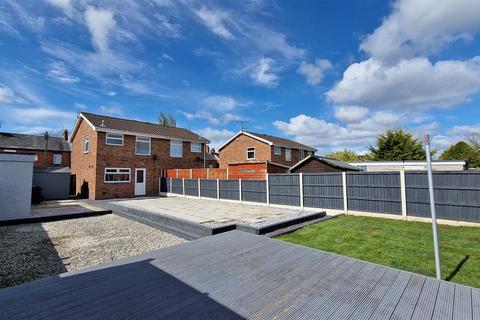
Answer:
[241,180,267,203]
[406,172,480,222]
[33,172,70,200]
[219,180,240,200]
[303,173,343,209]
[200,179,217,198]
[269,174,300,206]
[184,179,199,196]
[171,178,183,195]
[347,172,401,214]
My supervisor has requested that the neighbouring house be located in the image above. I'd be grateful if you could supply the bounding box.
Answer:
[349,160,467,172]
[289,155,362,173]
[218,131,316,178]
[70,112,211,199]
[0,131,71,168]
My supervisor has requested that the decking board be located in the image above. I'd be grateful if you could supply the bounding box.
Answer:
[0,230,478,320]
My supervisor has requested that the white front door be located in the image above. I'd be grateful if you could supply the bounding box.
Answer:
[134,168,146,196]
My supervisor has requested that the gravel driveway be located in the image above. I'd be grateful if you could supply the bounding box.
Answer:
[0,214,186,288]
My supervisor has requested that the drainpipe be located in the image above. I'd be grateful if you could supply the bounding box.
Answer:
[44,131,49,168]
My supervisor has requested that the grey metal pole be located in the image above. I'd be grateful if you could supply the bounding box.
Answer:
[425,134,441,280]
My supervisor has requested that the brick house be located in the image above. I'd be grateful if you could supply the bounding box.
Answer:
[218,131,316,169]
[0,131,70,168]
[70,112,211,199]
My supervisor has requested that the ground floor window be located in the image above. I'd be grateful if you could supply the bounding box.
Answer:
[104,168,131,183]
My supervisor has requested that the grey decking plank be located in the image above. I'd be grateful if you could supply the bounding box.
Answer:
[410,277,441,320]
[346,268,401,320]
[432,281,456,320]
[367,271,412,319]
[389,274,426,320]
[453,285,472,320]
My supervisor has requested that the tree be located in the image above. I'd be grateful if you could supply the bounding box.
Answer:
[159,113,176,127]
[369,129,428,161]
[325,149,362,162]
[467,133,480,151]
[440,141,480,168]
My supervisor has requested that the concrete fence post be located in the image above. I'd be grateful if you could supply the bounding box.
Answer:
[400,170,407,220]
[266,174,270,206]
[227,167,230,179]
[170,178,172,195]
[182,178,185,196]
[216,179,220,200]
[176,169,179,178]
[198,178,201,198]
[190,168,193,179]
[342,172,348,214]
[239,179,242,203]
[299,173,304,209]
[207,168,210,179]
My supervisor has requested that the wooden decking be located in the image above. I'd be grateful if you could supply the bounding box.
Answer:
[0,230,478,319]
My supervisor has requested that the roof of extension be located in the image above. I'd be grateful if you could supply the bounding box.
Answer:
[289,155,362,172]
[218,130,316,152]
[71,112,209,144]
[0,132,71,152]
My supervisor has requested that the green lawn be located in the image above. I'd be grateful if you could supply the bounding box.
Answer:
[278,215,480,288]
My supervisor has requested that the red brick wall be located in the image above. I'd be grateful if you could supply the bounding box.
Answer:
[70,118,98,199]
[219,134,271,168]
[0,148,70,168]
[270,146,302,167]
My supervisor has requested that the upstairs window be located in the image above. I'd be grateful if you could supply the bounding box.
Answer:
[285,148,292,161]
[83,137,90,154]
[170,140,183,158]
[191,142,201,153]
[106,133,124,146]
[53,153,62,165]
[246,147,255,160]
[273,146,281,155]
[136,136,151,155]
[300,150,305,160]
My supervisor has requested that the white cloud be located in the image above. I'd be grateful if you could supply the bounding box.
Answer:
[273,112,400,151]
[250,57,279,88]
[75,102,87,110]
[334,106,369,123]
[194,7,234,40]
[100,105,122,116]
[84,7,117,52]
[0,85,25,104]
[154,14,182,38]
[196,127,235,149]
[47,0,73,16]
[327,57,480,110]
[201,95,247,112]
[360,0,480,63]
[181,110,242,126]
[47,61,80,83]
[297,59,332,85]
[10,107,74,124]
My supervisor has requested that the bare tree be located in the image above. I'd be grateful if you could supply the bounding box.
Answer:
[467,133,480,151]
[159,113,176,127]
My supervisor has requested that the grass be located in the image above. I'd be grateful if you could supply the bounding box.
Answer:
[278,215,480,288]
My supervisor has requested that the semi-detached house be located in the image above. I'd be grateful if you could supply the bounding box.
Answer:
[70,112,211,199]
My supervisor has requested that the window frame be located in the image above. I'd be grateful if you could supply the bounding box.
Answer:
[273,145,281,155]
[170,140,183,158]
[246,147,256,160]
[135,136,151,156]
[300,150,305,160]
[285,148,292,161]
[53,153,62,165]
[105,133,124,146]
[191,142,201,153]
[83,137,90,154]
[104,168,131,183]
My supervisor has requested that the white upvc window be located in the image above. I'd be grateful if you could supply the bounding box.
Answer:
[53,153,62,165]
[104,168,131,183]
[83,137,90,154]
[285,148,292,161]
[246,147,255,160]
[106,133,124,146]
[191,142,201,153]
[136,136,151,155]
[273,145,281,155]
[300,150,305,160]
[170,140,183,158]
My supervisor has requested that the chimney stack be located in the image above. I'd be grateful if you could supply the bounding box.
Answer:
[63,129,68,141]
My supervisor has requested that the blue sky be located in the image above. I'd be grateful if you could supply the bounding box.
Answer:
[1,0,480,153]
